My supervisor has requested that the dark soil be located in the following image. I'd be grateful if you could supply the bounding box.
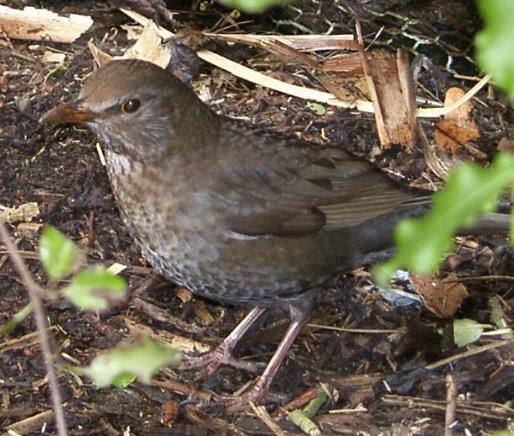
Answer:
[1,1,513,434]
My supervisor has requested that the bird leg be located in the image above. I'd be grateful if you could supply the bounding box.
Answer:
[177,306,266,374]
[224,312,309,413]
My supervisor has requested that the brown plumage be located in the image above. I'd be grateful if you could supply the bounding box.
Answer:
[42,59,432,408]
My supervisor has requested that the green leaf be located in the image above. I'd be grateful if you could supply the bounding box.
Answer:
[374,153,514,285]
[216,0,289,13]
[0,303,33,335]
[112,372,137,389]
[40,226,80,280]
[229,9,241,19]
[305,102,327,116]
[453,319,484,347]
[476,0,514,100]
[62,266,127,311]
[83,337,182,387]
[199,1,210,12]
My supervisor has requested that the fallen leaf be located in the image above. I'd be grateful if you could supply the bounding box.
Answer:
[497,137,514,154]
[176,287,193,303]
[453,318,484,347]
[162,400,180,427]
[410,273,469,318]
[434,87,479,152]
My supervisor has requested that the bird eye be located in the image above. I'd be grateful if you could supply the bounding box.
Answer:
[122,99,141,114]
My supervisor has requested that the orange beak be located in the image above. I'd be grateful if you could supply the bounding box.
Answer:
[40,102,96,125]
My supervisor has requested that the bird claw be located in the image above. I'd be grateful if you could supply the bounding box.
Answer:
[177,342,264,377]
[221,383,268,413]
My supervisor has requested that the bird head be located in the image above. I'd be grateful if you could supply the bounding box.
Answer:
[41,59,217,163]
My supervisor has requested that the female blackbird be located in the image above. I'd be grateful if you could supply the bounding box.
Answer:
[41,59,434,408]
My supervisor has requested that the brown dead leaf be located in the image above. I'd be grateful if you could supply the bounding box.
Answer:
[434,119,479,151]
[175,287,193,303]
[434,87,479,152]
[497,137,514,154]
[161,400,180,427]
[410,273,469,318]
[0,76,9,93]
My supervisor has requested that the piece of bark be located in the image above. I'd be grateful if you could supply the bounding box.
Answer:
[0,5,92,44]
[363,49,417,149]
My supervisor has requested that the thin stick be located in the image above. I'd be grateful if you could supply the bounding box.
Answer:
[444,373,458,436]
[444,275,514,283]
[307,323,404,334]
[0,219,67,436]
[425,338,514,370]
[250,402,287,436]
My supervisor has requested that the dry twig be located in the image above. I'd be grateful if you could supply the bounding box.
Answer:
[444,373,458,436]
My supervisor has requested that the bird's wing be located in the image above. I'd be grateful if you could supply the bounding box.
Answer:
[211,128,428,237]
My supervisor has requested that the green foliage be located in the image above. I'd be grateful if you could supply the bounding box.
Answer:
[305,102,327,116]
[374,153,514,285]
[82,337,182,388]
[38,228,180,388]
[63,266,127,311]
[476,0,514,99]
[0,303,33,335]
[38,226,128,311]
[112,372,137,389]
[40,226,80,280]
[453,319,485,347]
[217,0,289,13]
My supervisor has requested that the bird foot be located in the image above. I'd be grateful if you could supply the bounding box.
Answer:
[222,377,272,413]
[177,342,264,376]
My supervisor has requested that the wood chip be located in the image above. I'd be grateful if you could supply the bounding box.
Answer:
[107,262,127,275]
[41,51,66,65]
[125,318,210,354]
[363,49,417,149]
[0,5,92,44]
[123,21,171,68]
[16,222,43,239]
[5,409,55,434]
[0,202,39,223]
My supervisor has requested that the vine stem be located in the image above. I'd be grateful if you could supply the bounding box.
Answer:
[0,219,68,436]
